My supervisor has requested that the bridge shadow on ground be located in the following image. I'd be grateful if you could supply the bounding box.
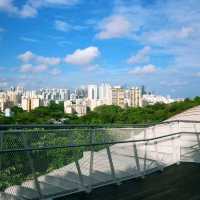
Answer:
[56,162,200,200]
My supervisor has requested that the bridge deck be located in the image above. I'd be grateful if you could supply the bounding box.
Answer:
[57,162,200,200]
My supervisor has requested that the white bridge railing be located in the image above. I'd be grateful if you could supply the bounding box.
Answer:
[0,121,200,200]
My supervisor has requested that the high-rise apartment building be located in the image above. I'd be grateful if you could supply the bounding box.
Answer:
[99,83,112,105]
[0,94,13,112]
[87,85,98,100]
[111,86,125,108]
[21,97,42,112]
[21,97,31,112]
[7,91,22,105]
[130,87,142,107]
[31,98,41,110]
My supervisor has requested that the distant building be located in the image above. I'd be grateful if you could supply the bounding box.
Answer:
[0,94,13,112]
[129,87,142,107]
[88,85,98,100]
[111,86,125,108]
[21,97,43,111]
[99,83,112,105]
[31,98,42,110]
[64,99,87,116]
[141,85,146,95]
[6,91,22,105]
[75,87,87,99]
[143,94,175,105]
[21,97,31,111]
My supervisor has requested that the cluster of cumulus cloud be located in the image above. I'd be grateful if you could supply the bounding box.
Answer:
[18,44,157,76]
[18,46,100,74]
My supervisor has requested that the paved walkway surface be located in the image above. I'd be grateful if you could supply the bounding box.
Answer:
[57,163,200,200]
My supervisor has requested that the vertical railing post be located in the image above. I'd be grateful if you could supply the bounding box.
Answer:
[143,129,147,176]
[75,159,85,189]
[170,122,177,164]
[133,141,142,177]
[103,129,119,184]
[194,124,200,151]
[22,132,43,199]
[173,121,181,165]
[178,120,181,133]
[0,132,3,170]
[71,129,85,190]
[152,126,163,171]
[177,121,181,164]
[89,129,94,192]
[106,145,119,185]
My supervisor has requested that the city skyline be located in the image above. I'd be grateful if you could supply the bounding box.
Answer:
[0,0,200,98]
[1,82,180,116]
[0,83,171,98]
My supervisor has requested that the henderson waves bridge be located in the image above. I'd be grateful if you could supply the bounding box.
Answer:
[1,106,200,200]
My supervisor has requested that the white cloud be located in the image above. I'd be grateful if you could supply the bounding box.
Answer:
[20,64,48,73]
[127,46,151,65]
[54,20,71,32]
[140,26,194,46]
[18,51,34,62]
[35,55,61,65]
[18,51,61,74]
[96,15,132,39]
[0,0,79,18]
[129,64,157,75]
[64,46,100,65]
[0,0,18,14]
[54,20,86,33]
[20,64,33,73]
[40,0,78,6]
[18,51,61,65]
[34,64,48,72]
[20,4,37,18]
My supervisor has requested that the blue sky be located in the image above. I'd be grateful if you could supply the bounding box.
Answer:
[0,0,200,97]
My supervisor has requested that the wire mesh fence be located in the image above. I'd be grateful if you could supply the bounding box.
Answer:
[0,121,200,199]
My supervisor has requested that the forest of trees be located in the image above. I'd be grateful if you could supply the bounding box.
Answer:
[1,97,200,125]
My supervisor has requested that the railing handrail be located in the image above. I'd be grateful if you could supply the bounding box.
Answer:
[0,131,199,154]
[0,119,200,130]
[0,127,146,134]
